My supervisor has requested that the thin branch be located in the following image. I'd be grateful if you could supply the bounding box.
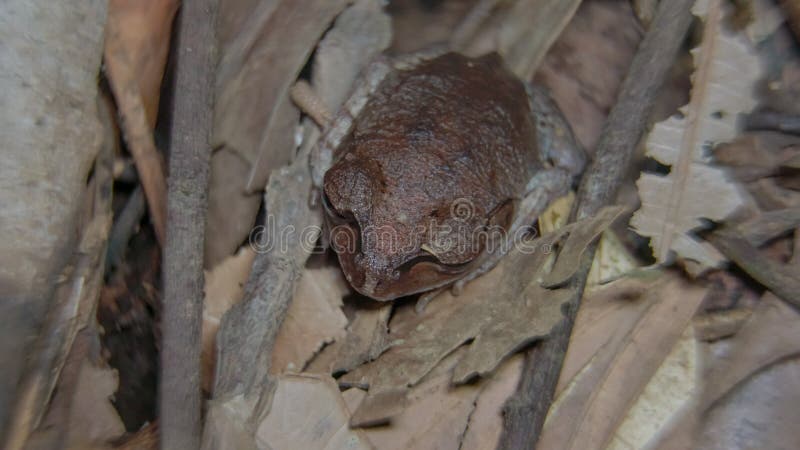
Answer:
[160,0,218,448]
[498,1,695,448]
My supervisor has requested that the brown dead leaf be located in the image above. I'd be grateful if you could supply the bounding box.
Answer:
[699,292,800,410]
[735,207,800,246]
[306,301,392,375]
[535,1,643,151]
[543,206,627,287]
[106,0,178,127]
[270,265,350,374]
[64,359,126,447]
[460,355,524,450]
[213,0,350,181]
[539,271,706,450]
[360,350,482,450]
[694,357,800,450]
[255,373,373,450]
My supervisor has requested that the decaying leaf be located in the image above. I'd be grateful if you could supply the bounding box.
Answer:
[105,0,179,127]
[694,357,800,450]
[306,301,392,375]
[539,271,706,450]
[460,356,524,450]
[543,206,627,287]
[63,359,126,447]
[631,0,761,270]
[340,207,624,424]
[255,373,372,450]
[699,292,800,411]
[607,326,698,450]
[358,349,482,450]
[270,265,350,374]
[534,0,643,151]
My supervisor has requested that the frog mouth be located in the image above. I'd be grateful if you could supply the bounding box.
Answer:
[337,249,478,301]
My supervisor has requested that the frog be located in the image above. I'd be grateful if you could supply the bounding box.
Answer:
[294,50,586,302]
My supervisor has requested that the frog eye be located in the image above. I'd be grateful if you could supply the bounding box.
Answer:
[322,191,355,224]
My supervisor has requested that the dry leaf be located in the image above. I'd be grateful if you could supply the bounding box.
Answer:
[631,0,761,270]
[534,1,643,151]
[306,301,392,375]
[542,206,627,287]
[694,357,800,450]
[359,350,481,450]
[699,292,800,410]
[607,326,698,450]
[539,271,706,450]
[460,355,524,450]
[255,373,373,450]
[64,359,126,447]
[105,0,179,127]
[270,265,350,373]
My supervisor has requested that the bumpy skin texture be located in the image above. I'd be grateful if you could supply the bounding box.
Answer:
[323,52,576,300]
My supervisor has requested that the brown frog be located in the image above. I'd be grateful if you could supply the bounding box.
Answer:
[304,51,585,301]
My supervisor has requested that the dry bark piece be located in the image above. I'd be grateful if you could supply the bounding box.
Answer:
[254,373,373,450]
[631,0,762,270]
[735,207,800,246]
[201,247,256,392]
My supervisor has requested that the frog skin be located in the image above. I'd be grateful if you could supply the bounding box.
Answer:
[309,51,585,301]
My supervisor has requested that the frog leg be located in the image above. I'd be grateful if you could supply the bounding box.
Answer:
[448,168,572,296]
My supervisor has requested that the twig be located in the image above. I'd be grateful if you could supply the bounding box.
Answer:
[744,111,800,135]
[497,1,695,448]
[106,186,146,272]
[160,0,218,448]
[707,227,800,308]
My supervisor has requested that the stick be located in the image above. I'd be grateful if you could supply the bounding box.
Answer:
[497,1,695,448]
[160,0,218,448]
